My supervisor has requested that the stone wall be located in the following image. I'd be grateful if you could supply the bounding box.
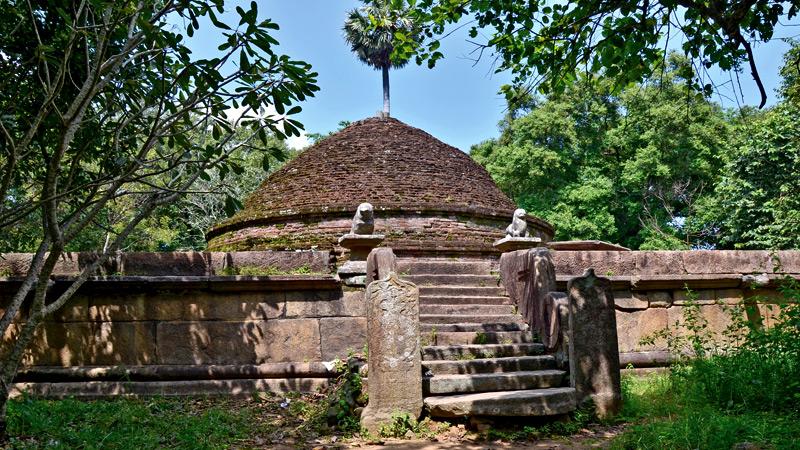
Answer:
[552,250,800,365]
[0,251,370,397]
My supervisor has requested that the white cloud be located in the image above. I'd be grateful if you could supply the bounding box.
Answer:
[286,132,310,149]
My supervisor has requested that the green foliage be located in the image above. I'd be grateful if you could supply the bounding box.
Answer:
[397,0,796,107]
[323,357,368,434]
[344,0,418,71]
[640,279,800,415]
[472,56,730,249]
[615,374,800,450]
[713,103,800,249]
[7,396,254,449]
[217,264,314,276]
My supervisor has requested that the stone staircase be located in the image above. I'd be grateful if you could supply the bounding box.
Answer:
[397,257,577,419]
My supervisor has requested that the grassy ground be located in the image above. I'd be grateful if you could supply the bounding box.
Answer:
[5,373,799,449]
[613,373,800,450]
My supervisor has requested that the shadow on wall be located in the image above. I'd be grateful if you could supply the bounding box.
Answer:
[0,284,353,370]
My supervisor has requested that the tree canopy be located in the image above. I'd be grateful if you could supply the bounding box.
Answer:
[344,0,419,115]
[393,0,799,107]
[0,0,317,432]
[472,46,800,250]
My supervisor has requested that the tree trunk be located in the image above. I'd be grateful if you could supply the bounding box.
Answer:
[382,64,390,117]
[0,386,7,443]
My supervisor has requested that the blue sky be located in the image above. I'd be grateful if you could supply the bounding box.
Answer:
[190,1,799,151]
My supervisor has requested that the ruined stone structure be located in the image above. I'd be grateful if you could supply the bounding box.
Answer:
[2,117,799,425]
[206,117,554,255]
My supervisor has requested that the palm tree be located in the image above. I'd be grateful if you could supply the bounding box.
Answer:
[343,0,416,117]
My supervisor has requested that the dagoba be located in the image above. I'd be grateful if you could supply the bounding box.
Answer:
[206,117,553,255]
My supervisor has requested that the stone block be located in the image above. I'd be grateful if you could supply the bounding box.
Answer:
[715,289,744,305]
[613,291,649,310]
[121,252,208,276]
[648,291,673,308]
[89,294,148,321]
[285,290,364,317]
[667,304,743,344]
[50,295,90,322]
[156,319,321,365]
[615,308,669,352]
[86,322,157,365]
[552,251,634,277]
[682,250,770,274]
[774,251,800,274]
[211,250,331,274]
[141,292,285,321]
[320,317,367,360]
[673,289,715,305]
[361,273,422,434]
[9,322,94,367]
[635,251,685,276]
[567,269,621,418]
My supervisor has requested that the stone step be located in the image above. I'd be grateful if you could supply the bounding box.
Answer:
[419,286,507,297]
[422,355,556,375]
[420,295,512,305]
[420,314,524,325]
[434,330,536,346]
[404,274,499,287]
[424,387,577,418]
[419,304,515,315]
[421,322,527,333]
[397,259,494,275]
[422,343,544,361]
[423,370,566,395]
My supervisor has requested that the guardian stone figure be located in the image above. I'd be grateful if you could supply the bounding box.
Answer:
[351,202,375,235]
[505,208,530,238]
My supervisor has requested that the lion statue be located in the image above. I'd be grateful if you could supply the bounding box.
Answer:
[350,202,375,235]
[505,208,530,238]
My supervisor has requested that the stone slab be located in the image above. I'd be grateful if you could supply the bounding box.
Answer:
[615,308,669,352]
[613,291,649,310]
[11,378,330,399]
[424,387,576,417]
[552,251,635,277]
[673,289,716,305]
[493,237,542,253]
[285,290,364,317]
[320,317,367,360]
[635,251,685,276]
[89,292,285,322]
[681,250,771,274]
[423,370,565,394]
[156,319,321,365]
[422,355,555,375]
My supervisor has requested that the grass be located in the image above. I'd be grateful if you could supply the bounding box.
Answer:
[8,396,259,449]
[612,373,800,450]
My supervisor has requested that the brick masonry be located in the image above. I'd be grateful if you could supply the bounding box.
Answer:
[206,117,554,253]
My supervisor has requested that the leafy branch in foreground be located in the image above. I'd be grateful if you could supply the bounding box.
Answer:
[392,0,798,107]
[0,0,318,437]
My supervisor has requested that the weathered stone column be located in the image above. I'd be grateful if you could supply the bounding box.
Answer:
[360,272,422,434]
[567,268,622,418]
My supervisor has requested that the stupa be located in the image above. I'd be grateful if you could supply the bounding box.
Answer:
[206,117,554,255]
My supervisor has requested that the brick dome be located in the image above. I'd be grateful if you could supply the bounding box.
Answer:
[207,117,554,254]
